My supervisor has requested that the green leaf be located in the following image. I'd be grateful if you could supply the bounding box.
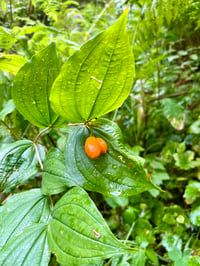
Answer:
[0,189,50,250]
[0,99,15,121]
[0,27,17,51]
[50,8,134,122]
[0,140,45,193]
[146,247,159,266]
[189,256,200,266]
[131,250,146,266]
[0,224,50,266]
[64,119,156,196]
[48,187,134,266]
[160,99,185,130]
[104,196,129,209]
[41,148,76,195]
[190,206,200,226]
[184,181,200,203]
[162,236,190,266]
[42,119,157,196]
[162,233,182,252]
[0,54,27,75]
[189,117,200,134]
[12,43,65,128]
[173,143,200,170]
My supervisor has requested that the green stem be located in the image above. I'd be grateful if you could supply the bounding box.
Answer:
[33,127,50,171]
[124,220,136,245]
[112,108,118,121]
[33,142,43,171]
[33,127,50,144]
[87,0,115,37]
[131,0,145,49]
[9,0,13,26]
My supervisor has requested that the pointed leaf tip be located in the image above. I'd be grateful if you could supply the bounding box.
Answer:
[50,10,134,123]
[12,43,65,128]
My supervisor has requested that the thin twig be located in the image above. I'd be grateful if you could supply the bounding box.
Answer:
[1,120,19,140]
[33,127,51,171]
[147,91,189,103]
[131,0,146,49]
[33,127,50,144]
[9,0,13,25]
[67,122,85,126]
[124,221,136,245]
[112,108,118,121]
[33,142,44,171]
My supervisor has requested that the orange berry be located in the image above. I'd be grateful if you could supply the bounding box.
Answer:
[84,136,101,159]
[96,137,108,154]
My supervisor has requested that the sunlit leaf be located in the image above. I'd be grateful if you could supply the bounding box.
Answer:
[50,8,134,122]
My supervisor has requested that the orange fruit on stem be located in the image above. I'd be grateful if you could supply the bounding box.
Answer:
[96,137,108,154]
[84,136,101,159]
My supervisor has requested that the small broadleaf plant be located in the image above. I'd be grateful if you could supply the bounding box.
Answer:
[0,8,159,266]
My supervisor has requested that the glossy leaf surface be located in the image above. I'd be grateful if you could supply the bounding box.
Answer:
[50,8,134,122]
[64,119,155,196]
[0,140,45,193]
[48,187,134,266]
[42,147,76,195]
[0,189,50,250]
[12,43,65,128]
[0,224,50,266]
[42,119,156,196]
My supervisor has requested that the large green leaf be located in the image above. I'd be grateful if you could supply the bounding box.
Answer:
[42,119,156,196]
[50,8,134,122]
[12,43,65,128]
[41,147,76,195]
[65,119,155,196]
[0,224,50,266]
[48,187,135,266]
[0,189,50,250]
[0,140,45,193]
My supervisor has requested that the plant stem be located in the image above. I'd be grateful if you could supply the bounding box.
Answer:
[32,142,43,170]
[9,0,13,26]
[33,127,50,171]
[112,108,118,121]
[147,91,188,103]
[87,0,115,37]
[124,220,136,245]
[131,0,146,49]
[33,127,50,144]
